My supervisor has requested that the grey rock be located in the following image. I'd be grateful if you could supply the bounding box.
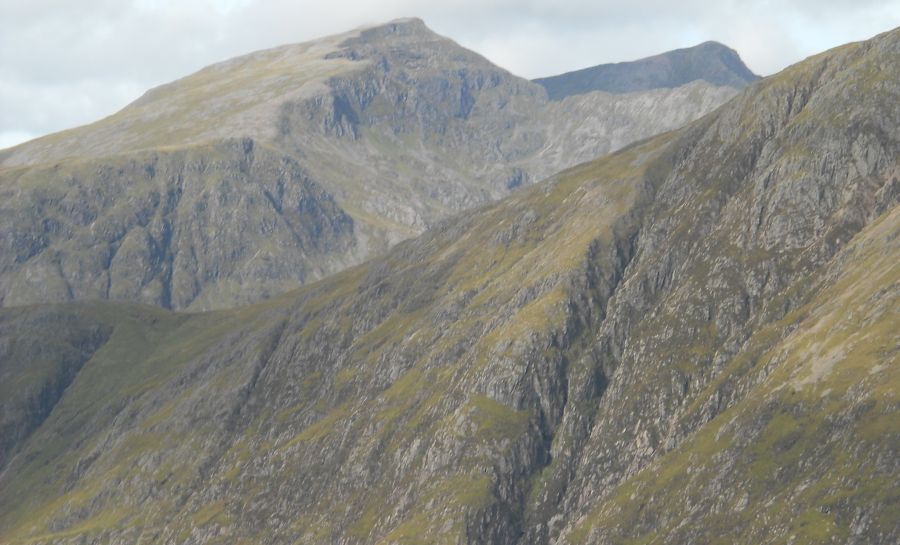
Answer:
[0,18,740,310]
[535,40,759,100]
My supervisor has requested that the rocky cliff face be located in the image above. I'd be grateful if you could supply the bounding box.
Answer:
[0,19,742,310]
[0,140,358,310]
[0,26,897,545]
[535,40,760,100]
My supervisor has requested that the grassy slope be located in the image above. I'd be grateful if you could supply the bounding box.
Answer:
[0,297,292,541]
[0,31,360,168]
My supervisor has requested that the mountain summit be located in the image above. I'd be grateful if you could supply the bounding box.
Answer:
[535,40,759,100]
[0,19,741,311]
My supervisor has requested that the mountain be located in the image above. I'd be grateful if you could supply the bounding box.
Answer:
[535,40,759,100]
[0,26,897,545]
[0,18,740,311]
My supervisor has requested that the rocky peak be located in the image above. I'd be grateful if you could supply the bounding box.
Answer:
[353,17,433,43]
[534,39,760,100]
[328,15,495,73]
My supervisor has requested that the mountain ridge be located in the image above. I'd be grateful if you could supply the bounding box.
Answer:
[0,25,896,545]
[0,18,743,310]
[534,40,759,100]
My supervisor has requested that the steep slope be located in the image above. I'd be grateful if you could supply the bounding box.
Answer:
[0,140,357,310]
[0,26,897,545]
[0,19,740,310]
[535,41,759,100]
[562,206,899,544]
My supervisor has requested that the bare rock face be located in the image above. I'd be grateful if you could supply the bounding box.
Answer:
[0,18,743,310]
[0,26,897,545]
[0,139,357,310]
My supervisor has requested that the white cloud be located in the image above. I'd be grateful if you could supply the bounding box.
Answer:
[1,0,898,149]
[0,75,144,137]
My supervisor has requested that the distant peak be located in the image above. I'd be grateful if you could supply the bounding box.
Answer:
[694,40,732,49]
[383,17,426,26]
[534,41,759,100]
[361,17,428,32]
[687,41,744,57]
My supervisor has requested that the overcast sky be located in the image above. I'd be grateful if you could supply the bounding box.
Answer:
[2,0,899,149]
